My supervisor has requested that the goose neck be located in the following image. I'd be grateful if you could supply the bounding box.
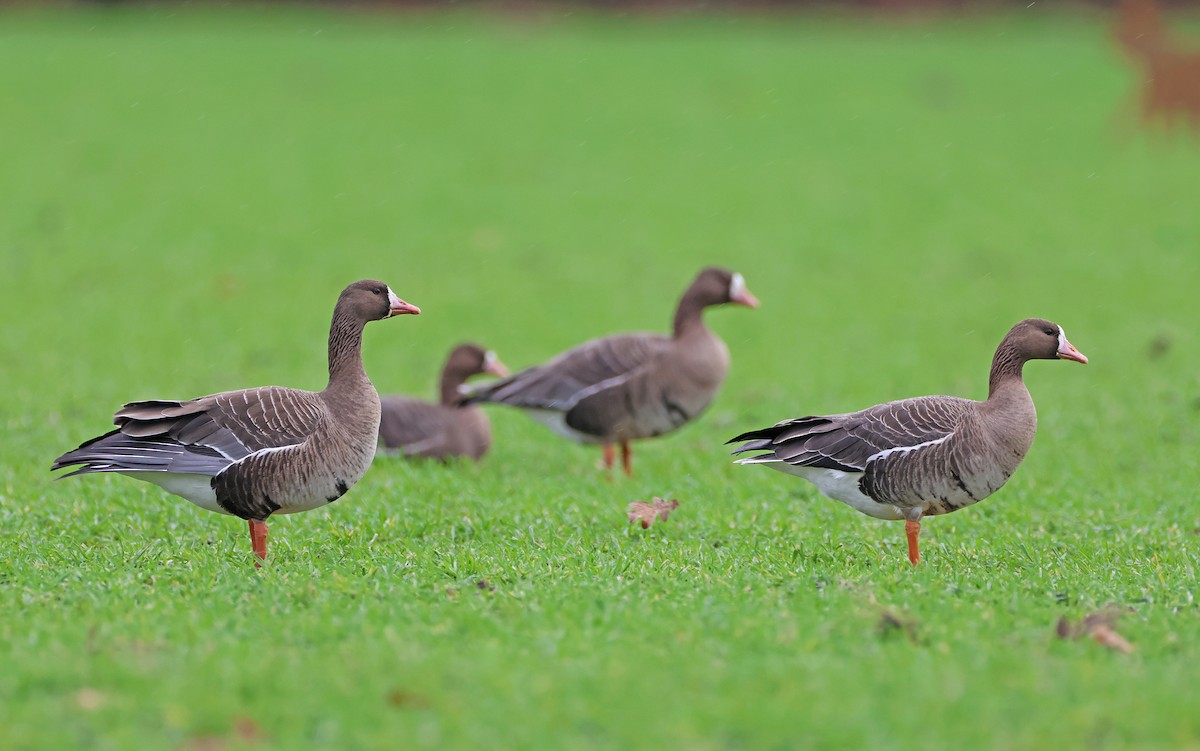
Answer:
[672,292,708,338]
[987,342,1027,400]
[326,309,369,392]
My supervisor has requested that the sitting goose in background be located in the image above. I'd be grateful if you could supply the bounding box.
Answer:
[52,280,421,563]
[377,343,509,461]
[729,318,1087,565]
[466,267,759,476]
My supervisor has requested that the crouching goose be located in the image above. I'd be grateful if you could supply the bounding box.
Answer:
[729,318,1087,565]
[466,267,758,476]
[377,343,509,461]
[52,280,420,563]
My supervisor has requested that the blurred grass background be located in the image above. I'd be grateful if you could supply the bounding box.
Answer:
[1,3,1198,749]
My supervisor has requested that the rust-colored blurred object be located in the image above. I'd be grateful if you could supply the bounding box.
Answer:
[1114,0,1200,133]
[627,497,680,529]
[1055,607,1135,654]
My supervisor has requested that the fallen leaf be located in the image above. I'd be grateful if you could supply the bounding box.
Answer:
[74,687,105,711]
[627,497,680,529]
[232,716,265,744]
[1055,607,1135,653]
[179,736,227,751]
[1090,624,1135,654]
[1054,617,1073,639]
[877,609,920,643]
[177,717,265,751]
[387,689,431,709]
[1147,334,1171,360]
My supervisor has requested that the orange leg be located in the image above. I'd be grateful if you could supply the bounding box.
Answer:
[904,519,921,566]
[248,519,269,565]
[620,440,633,477]
[601,444,615,471]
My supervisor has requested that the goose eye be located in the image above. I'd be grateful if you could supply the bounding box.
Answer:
[372,287,385,296]
[1042,327,1055,336]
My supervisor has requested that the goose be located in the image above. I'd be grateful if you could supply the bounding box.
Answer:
[377,343,509,461]
[52,279,420,563]
[466,267,758,475]
[728,318,1087,564]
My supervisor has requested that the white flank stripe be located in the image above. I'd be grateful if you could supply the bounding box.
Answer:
[569,371,637,405]
[211,442,243,461]
[867,432,953,463]
[216,441,301,477]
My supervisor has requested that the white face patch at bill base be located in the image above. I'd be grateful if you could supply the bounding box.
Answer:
[387,287,403,314]
[729,272,746,302]
[484,351,498,368]
[1053,325,1087,364]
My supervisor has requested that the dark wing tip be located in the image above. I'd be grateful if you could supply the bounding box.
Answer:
[729,439,773,455]
[726,421,793,445]
[51,428,123,472]
[726,429,764,445]
[52,464,101,479]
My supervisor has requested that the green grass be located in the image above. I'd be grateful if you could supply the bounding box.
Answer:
[2,4,1199,749]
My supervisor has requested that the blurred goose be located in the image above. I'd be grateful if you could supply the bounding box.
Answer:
[377,343,508,461]
[729,318,1087,564]
[52,280,421,563]
[467,267,758,475]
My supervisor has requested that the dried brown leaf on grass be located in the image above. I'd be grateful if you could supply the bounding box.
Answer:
[74,687,105,711]
[180,737,227,751]
[387,689,432,709]
[627,497,680,529]
[1055,607,1135,654]
[1089,624,1136,654]
[178,716,265,751]
[877,609,921,643]
[232,717,265,744]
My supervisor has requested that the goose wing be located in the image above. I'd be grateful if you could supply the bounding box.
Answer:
[730,395,970,471]
[52,386,325,478]
[465,333,672,411]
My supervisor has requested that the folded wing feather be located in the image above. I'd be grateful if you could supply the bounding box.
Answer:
[731,396,971,471]
[467,334,672,410]
[53,386,325,479]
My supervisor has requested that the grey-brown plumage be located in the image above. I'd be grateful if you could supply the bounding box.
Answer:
[52,280,421,562]
[466,267,759,475]
[377,343,508,461]
[729,318,1088,564]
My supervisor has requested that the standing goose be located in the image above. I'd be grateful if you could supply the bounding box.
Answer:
[377,343,509,461]
[466,267,759,475]
[52,280,421,563]
[729,318,1087,564]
